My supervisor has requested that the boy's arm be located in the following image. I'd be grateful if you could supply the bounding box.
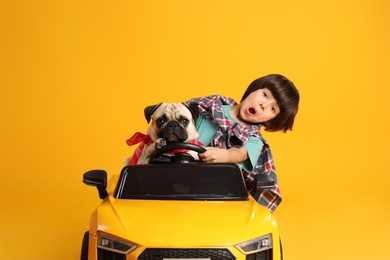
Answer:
[198,146,248,163]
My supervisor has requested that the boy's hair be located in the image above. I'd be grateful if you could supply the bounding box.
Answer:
[241,74,300,132]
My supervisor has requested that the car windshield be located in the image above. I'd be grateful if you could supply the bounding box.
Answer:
[114,164,248,201]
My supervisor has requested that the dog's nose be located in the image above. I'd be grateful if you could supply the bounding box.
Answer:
[168,121,179,128]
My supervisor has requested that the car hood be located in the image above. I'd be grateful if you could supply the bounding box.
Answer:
[94,195,278,247]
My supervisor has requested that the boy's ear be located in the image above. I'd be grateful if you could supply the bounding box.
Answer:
[183,103,200,123]
[144,103,162,123]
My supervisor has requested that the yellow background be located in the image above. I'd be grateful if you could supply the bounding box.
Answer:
[1,1,389,259]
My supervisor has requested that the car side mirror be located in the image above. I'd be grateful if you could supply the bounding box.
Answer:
[252,174,276,201]
[83,170,108,199]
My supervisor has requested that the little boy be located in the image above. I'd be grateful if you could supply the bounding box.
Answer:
[186,74,300,212]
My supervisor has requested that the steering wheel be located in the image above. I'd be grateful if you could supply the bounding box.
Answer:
[149,142,207,164]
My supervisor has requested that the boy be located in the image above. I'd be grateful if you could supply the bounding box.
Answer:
[186,74,300,212]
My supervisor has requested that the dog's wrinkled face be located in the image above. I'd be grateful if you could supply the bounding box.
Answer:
[145,103,199,142]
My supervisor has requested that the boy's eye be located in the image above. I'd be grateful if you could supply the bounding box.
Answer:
[262,91,269,98]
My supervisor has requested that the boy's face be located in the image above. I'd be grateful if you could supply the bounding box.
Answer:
[237,88,280,124]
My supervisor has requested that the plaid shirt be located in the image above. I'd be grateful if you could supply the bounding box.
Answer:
[187,95,282,212]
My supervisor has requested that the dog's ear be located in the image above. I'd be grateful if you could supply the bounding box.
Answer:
[183,102,200,124]
[144,103,162,123]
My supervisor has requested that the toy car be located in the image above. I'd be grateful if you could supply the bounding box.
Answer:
[81,143,282,260]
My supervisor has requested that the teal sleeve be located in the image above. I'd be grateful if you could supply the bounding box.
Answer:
[239,137,263,172]
[195,114,218,146]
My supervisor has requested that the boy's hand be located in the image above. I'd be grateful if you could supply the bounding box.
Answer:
[198,147,229,163]
[198,146,248,163]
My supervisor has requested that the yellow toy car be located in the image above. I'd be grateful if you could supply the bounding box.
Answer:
[81,143,282,260]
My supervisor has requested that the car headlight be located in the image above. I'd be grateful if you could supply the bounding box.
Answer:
[97,232,138,254]
[235,234,273,254]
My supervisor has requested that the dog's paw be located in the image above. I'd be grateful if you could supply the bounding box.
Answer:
[155,138,167,149]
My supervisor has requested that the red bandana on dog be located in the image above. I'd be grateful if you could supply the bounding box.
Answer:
[126,132,154,165]
[126,132,203,165]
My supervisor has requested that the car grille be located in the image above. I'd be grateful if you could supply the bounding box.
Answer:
[138,248,236,260]
[245,249,272,260]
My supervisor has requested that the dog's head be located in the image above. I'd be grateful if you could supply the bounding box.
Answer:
[144,102,199,142]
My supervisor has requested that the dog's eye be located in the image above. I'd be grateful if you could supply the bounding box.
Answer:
[181,118,189,125]
[156,117,166,127]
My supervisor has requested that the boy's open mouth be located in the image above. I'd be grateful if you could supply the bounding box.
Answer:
[248,107,256,115]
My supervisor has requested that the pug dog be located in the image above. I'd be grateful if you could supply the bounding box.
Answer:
[127,102,200,164]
